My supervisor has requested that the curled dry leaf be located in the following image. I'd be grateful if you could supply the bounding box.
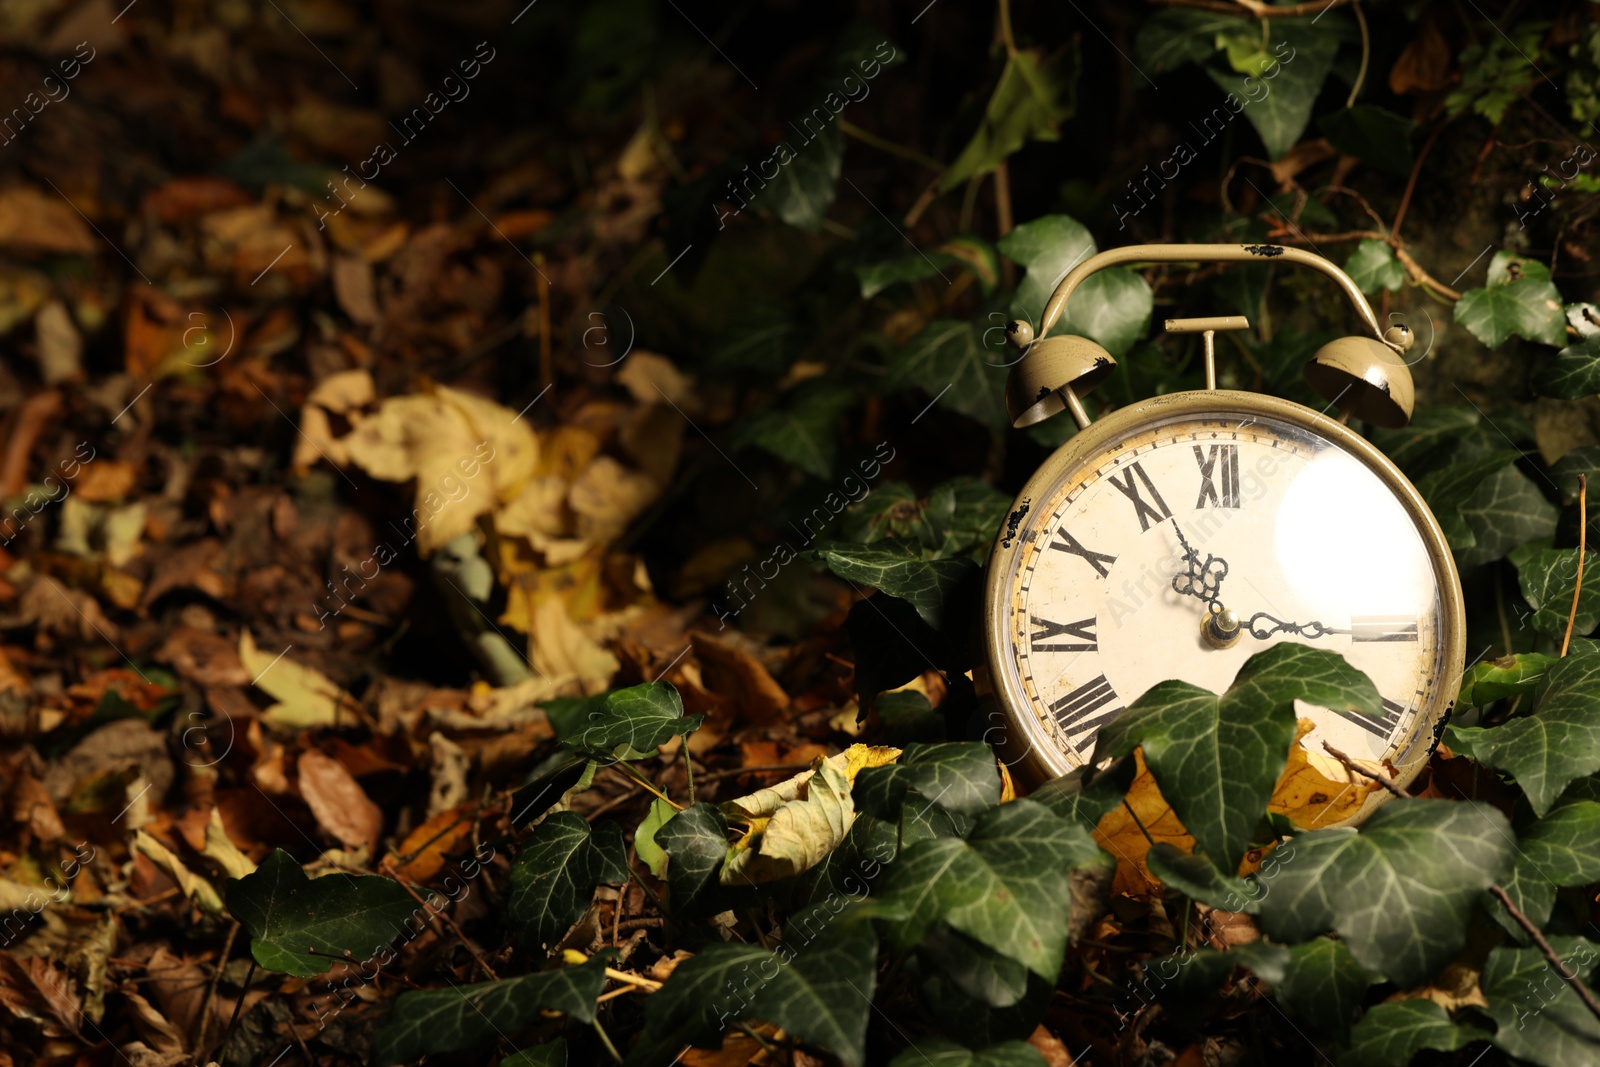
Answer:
[132,830,224,913]
[0,954,83,1038]
[297,749,383,855]
[616,351,695,409]
[240,629,361,733]
[690,630,789,725]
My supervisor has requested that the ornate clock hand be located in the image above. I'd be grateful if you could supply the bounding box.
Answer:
[1244,613,1354,641]
[1169,520,1229,613]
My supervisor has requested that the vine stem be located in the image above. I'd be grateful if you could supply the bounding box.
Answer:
[1345,0,1369,108]
[1322,743,1600,1028]
[380,857,498,980]
[1562,474,1587,658]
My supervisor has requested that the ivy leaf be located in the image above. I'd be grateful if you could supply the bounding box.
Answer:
[1205,24,1339,160]
[1455,464,1558,569]
[877,800,1105,979]
[1458,652,1560,707]
[1480,936,1600,1067]
[1093,643,1380,869]
[1029,754,1136,831]
[997,214,1097,327]
[855,252,956,299]
[551,681,703,759]
[1261,937,1373,1039]
[800,812,898,904]
[1343,239,1405,294]
[1454,251,1567,348]
[814,541,979,629]
[754,120,842,233]
[224,849,420,978]
[1053,268,1154,357]
[940,46,1078,192]
[855,742,1002,821]
[1344,1000,1489,1067]
[1449,651,1600,815]
[921,478,1013,560]
[1551,445,1600,505]
[508,813,629,951]
[1513,546,1600,637]
[1134,9,1244,74]
[369,957,607,1064]
[654,802,730,920]
[503,1041,567,1067]
[940,236,1002,295]
[888,318,1010,431]
[633,796,674,879]
[1414,450,1524,548]
[1492,800,1600,931]
[886,1038,1047,1067]
[1145,843,1260,913]
[1319,106,1416,176]
[626,904,878,1067]
[1535,336,1600,399]
[917,924,1031,1008]
[735,385,856,478]
[1255,799,1514,987]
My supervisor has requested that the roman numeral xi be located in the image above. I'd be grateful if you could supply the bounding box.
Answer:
[1107,460,1172,531]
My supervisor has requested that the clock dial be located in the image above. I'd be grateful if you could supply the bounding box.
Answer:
[997,409,1449,775]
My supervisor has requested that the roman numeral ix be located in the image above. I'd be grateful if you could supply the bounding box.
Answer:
[1107,461,1172,531]
[1194,444,1240,509]
[1030,615,1097,652]
[1050,528,1116,578]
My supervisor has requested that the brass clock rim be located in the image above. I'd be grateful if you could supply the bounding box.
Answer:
[982,389,1466,831]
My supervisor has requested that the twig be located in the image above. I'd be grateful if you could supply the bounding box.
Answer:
[995,160,1016,289]
[1322,743,1407,798]
[1563,475,1588,658]
[594,1018,624,1064]
[1346,1,1369,108]
[1489,884,1600,1026]
[1392,120,1447,243]
[998,0,1018,56]
[213,958,256,1059]
[837,120,943,171]
[694,762,813,782]
[197,920,239,1052]
[1151,0,1351,16]
[379,858,498,981]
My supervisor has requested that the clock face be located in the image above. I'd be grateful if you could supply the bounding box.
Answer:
[992,403,1454,779]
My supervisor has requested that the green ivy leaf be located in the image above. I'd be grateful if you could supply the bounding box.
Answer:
[1414,450,1523,548]
[886,1038,1047,1067]
[1551,445,1600,505]
[888,318,1010,431]
[997,214,1096,327]
[634,796,674,879]
[735,385,856,478]
[1490,800,1600,933]
[1535,336,1600,399]
[1255,800,1514,987]
[1343,239,1405,294]
[1030,754,1136,831]
[940,236,1002,295]
[369,957,607,1064]
[1093,644,1380,869]
[1513,546,1600,636]
[1450,651,1600,815]
[1459,652,1560,707]
[508,813,629,951]
[626,904,878,1067]
[1344,999,1488,1067]
[877,800,1104,979]
[1259,937,1373,1039]
[1319,106,1416,176]
[1205,25,1339,160]
[754,120,842,233]
[917,924,1031,1008]
[551,682,703,759]
[814,541,979,629]
[654,801,730,919]
[1480,936,1600,1067]
[1455,465,1559,569]
[855,742,1001,820]
[1134,9,1244,74]
[921,478,1013,560]
[1145,842,1260,913]
[225,849,420,978]
[1455,251,1567,348]
[855,252,956,299]
[1053,268,1154,357]
[503,1040,568,1067]
[940,46,1078,192]
[997,215,1153,356]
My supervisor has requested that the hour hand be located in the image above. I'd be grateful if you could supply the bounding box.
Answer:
[1245,612,1350,640]
[1169,520,1228,609]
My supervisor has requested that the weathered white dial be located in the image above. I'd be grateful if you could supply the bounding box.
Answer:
[995,407,1450,776]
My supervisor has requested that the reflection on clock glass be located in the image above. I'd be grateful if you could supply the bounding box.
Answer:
[1002,409,1446,772]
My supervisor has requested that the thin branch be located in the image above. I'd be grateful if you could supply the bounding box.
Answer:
[380,859,498,981]
[1563,474,1588,658]
[1322,743,1408,798]
[1346,0,1369,108]
[1150,0,1353,16]
[1489,884,1600,1026]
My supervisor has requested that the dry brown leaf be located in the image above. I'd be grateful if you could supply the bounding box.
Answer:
[154,626,250,688]
[1093,750,1195,898]
[526,597,618,695]
[1028,1025,1076,1067]
[616,351,695,409]
[0,954,82,1037]
[0,187,94,255]
[1268,719,1382,828]
[122,990,188,1060]
[132,830,223,913]
[12,771,64,842]
[19,574,118,642]
[240,629,361,732]
[34,301,82,385]
[1268,139,1337,187]
[331,255,382,326]
[1389,19,1453,95]
[297,749,383,855]
[73,460,138,503]
[391,807,473,882]
[568,455,658,547]
[690,630,788,724]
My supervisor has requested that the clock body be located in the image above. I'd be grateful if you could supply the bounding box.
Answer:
[983,389,1464,827]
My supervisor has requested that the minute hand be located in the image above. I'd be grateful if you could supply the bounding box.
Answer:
[1244,612,1353,641]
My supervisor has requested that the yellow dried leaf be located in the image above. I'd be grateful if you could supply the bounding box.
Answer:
[1093,750,1195,898]
[526,597,618,696]
[569,455,659,548]
[240,629,360,732]
[133,830,223,913]
[1268,718,1383,828]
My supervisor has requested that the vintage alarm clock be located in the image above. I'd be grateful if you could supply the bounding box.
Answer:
[983,243,1463,827]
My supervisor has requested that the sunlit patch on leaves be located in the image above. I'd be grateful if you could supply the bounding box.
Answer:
[547,681,704,759]
[1344,239,1405,294]
[1455,251,1568,348]
[1458,651,1560,707]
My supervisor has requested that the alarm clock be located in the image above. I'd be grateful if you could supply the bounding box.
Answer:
[983,243,1464,828]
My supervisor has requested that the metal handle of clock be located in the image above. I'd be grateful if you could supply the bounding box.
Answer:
[1037,244,1391,349]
